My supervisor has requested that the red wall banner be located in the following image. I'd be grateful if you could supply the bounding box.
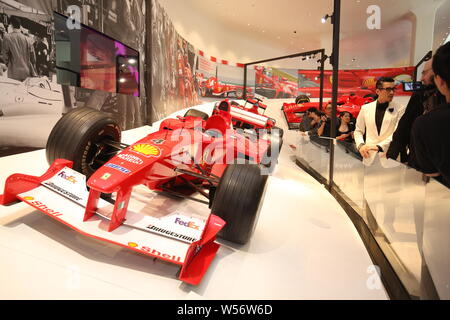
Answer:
[297,67,415,98]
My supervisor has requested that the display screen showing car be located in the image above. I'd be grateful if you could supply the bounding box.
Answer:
[54,12,140,97]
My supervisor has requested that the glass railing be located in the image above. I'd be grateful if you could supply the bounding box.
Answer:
[295,135,330,184]
[295,137,449,299]
[422,179,450,299]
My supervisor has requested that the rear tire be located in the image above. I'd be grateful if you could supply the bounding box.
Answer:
[184,108,209,121]
[272,126,284,139]
[295,94,310,104]
[211,164,268,244]
[46,107,121,178]
[261,132,283,169]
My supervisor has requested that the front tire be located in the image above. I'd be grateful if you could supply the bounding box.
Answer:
[46,107,121,178]
[211,164,268,244]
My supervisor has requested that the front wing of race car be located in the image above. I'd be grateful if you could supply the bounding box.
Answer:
[0,159,225,285]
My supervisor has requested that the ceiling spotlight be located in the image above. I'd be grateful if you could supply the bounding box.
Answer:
[128,58,137,65]
[321,13,333,24]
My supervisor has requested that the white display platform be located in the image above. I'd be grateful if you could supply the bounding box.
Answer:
[0,100,388,300]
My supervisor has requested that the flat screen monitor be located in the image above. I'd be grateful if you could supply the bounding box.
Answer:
[54,12,140,97]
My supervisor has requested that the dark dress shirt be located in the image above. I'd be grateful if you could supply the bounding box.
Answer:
[375,101,389,135]
[409,102,450,188]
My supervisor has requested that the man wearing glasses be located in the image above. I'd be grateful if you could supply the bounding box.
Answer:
[354,77,405,165]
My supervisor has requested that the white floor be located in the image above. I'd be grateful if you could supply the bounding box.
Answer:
[0,99,388,300]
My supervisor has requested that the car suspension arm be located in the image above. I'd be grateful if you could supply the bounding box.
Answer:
[174,168,220,185]
[159,186,210,205]
[103,139,130,151]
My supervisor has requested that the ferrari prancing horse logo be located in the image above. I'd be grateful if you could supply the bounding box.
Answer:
[131,144,161,158]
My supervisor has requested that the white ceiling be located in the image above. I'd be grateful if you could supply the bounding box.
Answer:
[186,0,432,53]
[187,0,334,53]
[159,0,449,68]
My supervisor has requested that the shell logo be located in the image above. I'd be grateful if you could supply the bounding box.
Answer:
[128,242,138,248]
[23,196,34,201]
[131,144,161,158]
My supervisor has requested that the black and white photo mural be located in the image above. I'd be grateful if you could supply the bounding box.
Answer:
[0,0,59,157]
[150,0,249,123]
[0,0,147,158]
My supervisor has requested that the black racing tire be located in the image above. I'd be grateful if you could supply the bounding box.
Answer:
[46,107,121,178]
[261,132,283,169]
[211,164,268,244]
[295,94,310,104]
[272,126,284,139]
[184,108,209,121]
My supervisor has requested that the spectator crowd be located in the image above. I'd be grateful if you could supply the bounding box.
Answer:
[298,42,450,188]
[0,17,51,81]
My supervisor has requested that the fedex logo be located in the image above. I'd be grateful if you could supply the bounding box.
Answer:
[175,217,200,230]
[58,171,77,184]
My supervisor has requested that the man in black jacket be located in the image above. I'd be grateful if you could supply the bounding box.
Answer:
[386,58,446,162]
[409,42,450,188]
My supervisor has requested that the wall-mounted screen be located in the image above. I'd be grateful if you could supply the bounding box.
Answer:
[54,11,140,97]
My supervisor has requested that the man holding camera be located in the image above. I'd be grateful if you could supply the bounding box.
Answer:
[409,42,450,188]
[386,58,446,163]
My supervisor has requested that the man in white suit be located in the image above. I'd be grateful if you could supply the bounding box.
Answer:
[354,77,405,165]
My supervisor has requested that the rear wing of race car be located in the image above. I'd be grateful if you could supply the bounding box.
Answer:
[0,159,225,285]
[281,103,303,130]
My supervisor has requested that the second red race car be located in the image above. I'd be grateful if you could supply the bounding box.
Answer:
[282,94,376,130]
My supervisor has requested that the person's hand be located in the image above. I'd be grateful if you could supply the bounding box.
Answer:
[359,145,378,159]
[321,115,327,122]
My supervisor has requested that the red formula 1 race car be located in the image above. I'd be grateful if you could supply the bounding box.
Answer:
[199,77,254,99]
[214,98,282,133]
[0,104,277,285]
[212,98,284,153]
[282,94,375,130]
[254,66,298,99]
